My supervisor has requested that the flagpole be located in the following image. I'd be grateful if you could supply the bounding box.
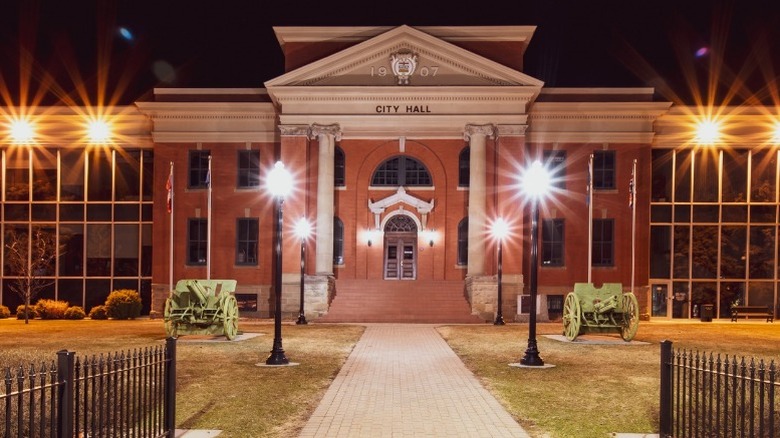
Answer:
[168,162,174,295]
[587,153,593,284]
[630,159,637,295]
[207,155,212,280]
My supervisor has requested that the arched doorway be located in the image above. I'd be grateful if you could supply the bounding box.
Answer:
[383,214,418,280]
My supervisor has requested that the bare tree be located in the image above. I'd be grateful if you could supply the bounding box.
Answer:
[4,227,57,324]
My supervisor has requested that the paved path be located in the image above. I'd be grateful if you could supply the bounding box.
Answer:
[299,325,531,437]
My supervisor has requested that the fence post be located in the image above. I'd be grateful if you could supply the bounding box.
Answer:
[660,340,672,437]
[164,337,177,437]
[56,350,74,438]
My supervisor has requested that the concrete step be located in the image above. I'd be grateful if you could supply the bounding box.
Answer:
[317,279,484,323]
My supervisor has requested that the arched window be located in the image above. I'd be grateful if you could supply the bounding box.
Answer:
[459,147,470,187]
[457,218,468,266]
[333,217,344,265]
[334,147,345,187]
[371,156,432,186]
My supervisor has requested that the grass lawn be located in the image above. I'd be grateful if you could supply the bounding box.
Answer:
[437,320,780,438]
[0,318,364,438]
[2,318,778,438]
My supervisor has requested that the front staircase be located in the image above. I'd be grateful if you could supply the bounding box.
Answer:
[317,279,484,323]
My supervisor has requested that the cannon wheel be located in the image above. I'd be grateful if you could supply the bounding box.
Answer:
[620,292,640,342]
[222,295,239,340]
[562,292,582,341]
[163,298,177,338]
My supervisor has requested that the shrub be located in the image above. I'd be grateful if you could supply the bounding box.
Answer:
[36,299,70,319]
[88,305,108,320]
[105,289,142,320]
[16,304,38,319]
[64,306,86,320]
[0,305,10,319]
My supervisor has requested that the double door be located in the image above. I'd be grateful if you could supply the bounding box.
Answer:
[384,233,416,280]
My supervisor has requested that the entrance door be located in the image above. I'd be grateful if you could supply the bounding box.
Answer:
[651,282,672,318]
[384,234,416,280]
[382,215,418,280]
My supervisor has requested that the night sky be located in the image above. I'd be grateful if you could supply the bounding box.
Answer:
[1,0,778,105]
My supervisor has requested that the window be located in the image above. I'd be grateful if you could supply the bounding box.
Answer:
[542,219,564,266]
[543,150,566,189]
[592,219,614,266]
[236,218,258,265]
[335,147,345,187]
[187,218,207,265]
[237,150,260,188]
[458,147,470,187]
[188,150,210,189]
[457,218,468,265]
[592,150,615,190]
[333,217,344,265]
[371,156,432,186]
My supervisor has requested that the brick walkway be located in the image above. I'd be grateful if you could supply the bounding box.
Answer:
[299,324,531,437]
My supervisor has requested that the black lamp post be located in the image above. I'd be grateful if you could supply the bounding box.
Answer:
[266,161,292,366]
[492,218,509,326]
[520,160,550,367]
[295,218,311,325]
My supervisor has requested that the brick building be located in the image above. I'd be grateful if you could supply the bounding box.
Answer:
[1,25,779,322]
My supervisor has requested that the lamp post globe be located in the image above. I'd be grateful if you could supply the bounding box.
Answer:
[492,218,509,326]
[294,218,312,325]
[266,161,293,365]
[520,160,550,367]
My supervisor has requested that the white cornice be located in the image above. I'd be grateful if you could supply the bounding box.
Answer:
[529,101,672,116]
[540,87,655,96]
[273,25,536,46]
[135,101,276,116]
[152,88,267,96]
[135,102,278,144]
[151,132,277,143]
[271,86,539,116]
[527,132,656,143]
[279,114,527,139]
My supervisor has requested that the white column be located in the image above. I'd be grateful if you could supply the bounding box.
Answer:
[464,124,495,276]
[310,124,342,275]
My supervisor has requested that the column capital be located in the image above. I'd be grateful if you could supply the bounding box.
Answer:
[496,124,528,137]
[463,124,495,142]
[310,123,342,141]
[278,124,310,137]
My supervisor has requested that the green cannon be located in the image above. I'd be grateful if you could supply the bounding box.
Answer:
[561,283,639,342]
[163,279,239,340]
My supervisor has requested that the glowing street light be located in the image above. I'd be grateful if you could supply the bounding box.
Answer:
[492,218,510,325]
[695,119,721,144]
[87,119,112,143]
[520,160,550,367]
[9,119,35,143]
[265,161,293,365]
[773,122,780,144]
[294,218,312,325]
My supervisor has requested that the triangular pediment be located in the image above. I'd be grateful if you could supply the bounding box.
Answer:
[265,25,543,88]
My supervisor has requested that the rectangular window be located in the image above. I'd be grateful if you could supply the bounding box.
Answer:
[237,150,260,188]
[541,219,564,266]
[187,218,207,265]
[188,150,210,189]
[592,219,614,266]
[236,218,259,265]
[543,150,566,189]
[593,150,616,190]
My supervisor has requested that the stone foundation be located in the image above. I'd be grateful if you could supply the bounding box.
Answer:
[466,274,523,322]
[281,273,333,320]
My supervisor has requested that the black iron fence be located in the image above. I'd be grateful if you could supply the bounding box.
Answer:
[660,340,779,437]
[1,338,176,438]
